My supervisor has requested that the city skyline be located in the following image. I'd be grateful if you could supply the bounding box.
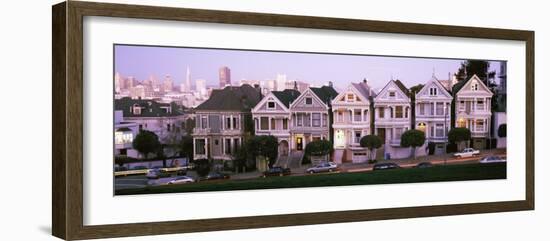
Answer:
[114,44,504,91]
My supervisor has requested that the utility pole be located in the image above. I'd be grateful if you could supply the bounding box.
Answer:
[444,104,448,165]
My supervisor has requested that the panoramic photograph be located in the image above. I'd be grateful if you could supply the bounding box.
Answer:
[113,44,507,195]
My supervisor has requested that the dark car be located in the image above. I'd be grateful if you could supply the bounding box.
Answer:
[200,172,230,181]
[373,162,400,171]
[131,165,148,170]
[262,166,291,177]
[415,162,433,168]
[146,169,171,179]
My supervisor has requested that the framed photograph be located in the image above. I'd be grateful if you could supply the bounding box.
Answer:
[52,1,534,240]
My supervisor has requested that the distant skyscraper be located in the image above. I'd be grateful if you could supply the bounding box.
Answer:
[219,66,231,88]
[196,79,207,98]
[163,75,173,93]
[114,72,122,92]
[185,66,191,91]
[276,73,287,91]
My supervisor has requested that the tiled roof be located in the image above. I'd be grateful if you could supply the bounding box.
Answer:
[272,89,301,108]
[194,84,262,111]
[114,97,187,117]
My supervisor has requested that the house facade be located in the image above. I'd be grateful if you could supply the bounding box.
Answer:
[454,75,493,149]
[114,97,192,146]
[332,80,375,163]
[252,89,301,159]
[192,85,262,161]
[415,76,453,154]
[289,86,337,153]
[373,79,413,159]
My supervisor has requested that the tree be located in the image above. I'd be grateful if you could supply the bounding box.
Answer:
[183,118,195,135]
[304,139,333,164]
[448,127,471,150]
[179,135,194,163]
[455,60,496,86]
[360,135,383,161]
[132,130,161,159]
[498,124,507,138]
[246,135,279,168]
[400,129,426,159]
[409,84,424,129]
[192,159,210,177]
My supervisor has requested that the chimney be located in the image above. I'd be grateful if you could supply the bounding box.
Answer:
[328,81,333,87]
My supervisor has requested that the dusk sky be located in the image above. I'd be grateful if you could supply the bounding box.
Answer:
[114,44,503,91]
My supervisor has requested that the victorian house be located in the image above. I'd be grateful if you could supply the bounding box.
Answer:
[373,79,412,159]
[331,80,375,163]
[453,75,493,149]
[192,85,262,161]
[414,75,453,154]
[289,85,337,160]
[252,89,301,161]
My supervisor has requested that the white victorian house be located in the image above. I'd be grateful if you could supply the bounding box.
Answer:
[373,79,412,159]
[252,89,301,159]
[415,75,453,154]
[332,80,375,163]
[454,75,493,149]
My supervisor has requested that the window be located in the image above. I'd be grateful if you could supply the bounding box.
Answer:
[459,101,465,111]
[322,114,327,127]
[283,118,288,129]
[267,101,275,109]
[138,124,143,131]
[195,139,206,155]
[436,103,444,115]
[471,83,479,91]
[297,114,303,126]
[363,110,369,121]
[354,131,361,143]
[354,110,362,122]
[347,94,355,102]
[476,119,485,132]
[271,118,276,130]
[395,128,403,140]
[395,106,403,118]
[429,87,437,96]
[225,117,231,129]
[389,91,396,98]
[305,97,312,105]
[476,100,484,111]
[233,117,239,129]
[436,124,444,137]
[132,105,141,115]
[312,113,321,127]
[337,111,343,122]
[225,139,232,155]
[167,124,171,132]
[418,103,425,115]
[201,116,208,129]
[378,107,385,118]
[304,113,311,127]
[260,117,269,130]
[234,138,240,152]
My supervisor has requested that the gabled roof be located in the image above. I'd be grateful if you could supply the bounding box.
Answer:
[114,97,187,117]
[453,74,493,96]
[271,89,301,108]
[351,82,374,100]
[195,84,262,111]
[394,79,410,97]
[310,86,338,105]
[416,75,453,99]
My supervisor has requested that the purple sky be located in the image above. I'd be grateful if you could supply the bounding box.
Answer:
[114,44,503,91]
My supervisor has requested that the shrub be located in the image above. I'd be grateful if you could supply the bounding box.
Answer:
[192,159,210,177]
[446,142,457,153]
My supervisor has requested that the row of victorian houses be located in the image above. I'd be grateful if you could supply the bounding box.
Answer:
[191,74,501,166]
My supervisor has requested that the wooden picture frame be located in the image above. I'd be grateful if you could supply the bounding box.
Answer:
[52,1,534,240]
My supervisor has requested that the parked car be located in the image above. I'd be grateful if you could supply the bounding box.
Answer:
[167,176,195,184]
[200,172,230,181]
[262,166,291,177]
[373,162,401,171]
[453,148,480,158]
[146,169,171,179]
[479,156,507,163]
[306,162,339,174]
[415,162,433,168]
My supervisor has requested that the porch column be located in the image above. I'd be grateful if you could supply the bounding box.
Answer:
[205,138,209,157]
[192,138,196,158]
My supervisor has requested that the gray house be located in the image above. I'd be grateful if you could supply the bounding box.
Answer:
[192,85,262,162]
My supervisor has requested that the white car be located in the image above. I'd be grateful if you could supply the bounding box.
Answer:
[479,156,506,163]
[453,148,480,158]
[167,176,195,184]
[306,162,339,174]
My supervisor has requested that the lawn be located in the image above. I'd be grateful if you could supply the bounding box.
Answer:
[115,163,506,195]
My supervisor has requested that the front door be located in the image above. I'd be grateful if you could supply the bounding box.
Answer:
[296,137,303,151]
